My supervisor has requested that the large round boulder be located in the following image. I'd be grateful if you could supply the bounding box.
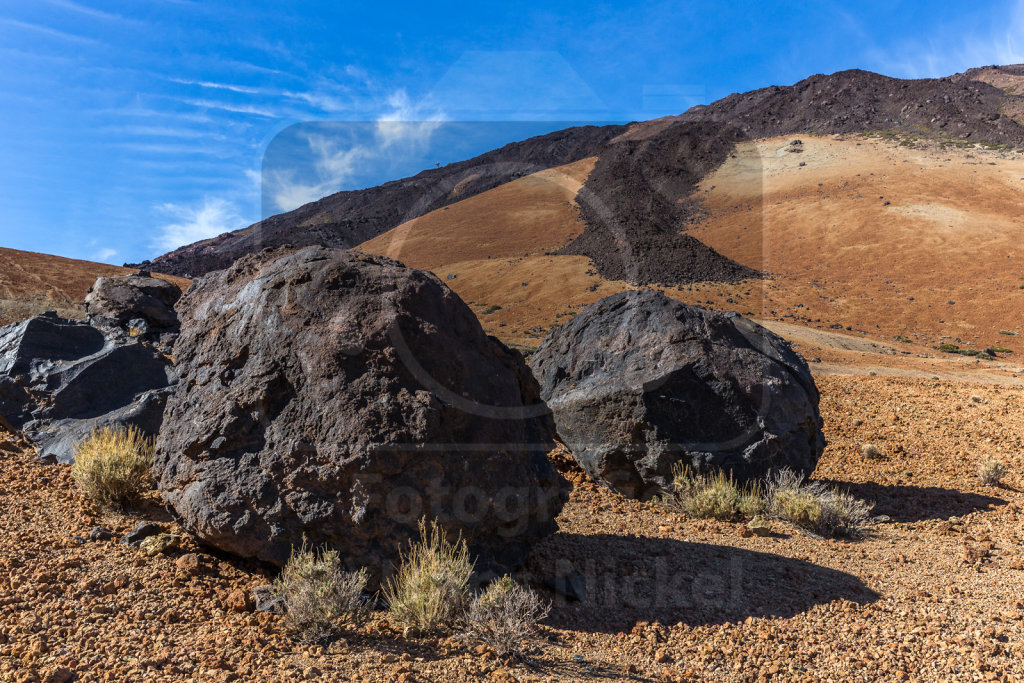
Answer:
[530,289,825,498]
[153,246,566,584]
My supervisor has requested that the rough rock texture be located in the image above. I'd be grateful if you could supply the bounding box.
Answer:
[531,290,825,498]
[85,273,181,343]
[153,246,566,583]
[0,311,175,463]
[558,120,760,286]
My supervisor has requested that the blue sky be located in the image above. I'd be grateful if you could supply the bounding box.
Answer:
[0,0,1021,265]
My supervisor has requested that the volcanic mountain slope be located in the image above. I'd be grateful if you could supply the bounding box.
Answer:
[358,130,1024,384]
[141,66,1024,279]
[138,125,627,277]
[0,248,189,326]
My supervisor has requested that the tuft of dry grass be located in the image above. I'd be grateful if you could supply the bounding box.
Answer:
[70,425,153,508]
[669,465,765,521]
[274,543,369,644]
[860,443,883,460]
[767,469,873,537]
[383,518,474,633]
[977,458,1007,486]
[463,575,550,659]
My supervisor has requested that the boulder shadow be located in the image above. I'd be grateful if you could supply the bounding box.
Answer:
[819,480,1006,523]
[522,532,878,634]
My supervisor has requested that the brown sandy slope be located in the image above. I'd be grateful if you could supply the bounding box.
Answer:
[692,134,1024,356]
[360,136,1024,384]
[0,248,189,326]
[360,157,596,268]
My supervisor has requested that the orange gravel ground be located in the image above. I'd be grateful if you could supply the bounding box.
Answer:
[1,374,1022,682]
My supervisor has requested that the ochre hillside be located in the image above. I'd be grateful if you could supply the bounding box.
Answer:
[359,133,1024,384]
[0,247,190,325]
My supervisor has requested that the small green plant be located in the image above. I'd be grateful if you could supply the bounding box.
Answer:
[998,330,1017,336]
[670,465,765,521]
[937,343,960,353]
[766,470,873,537]
[274,543,369,644]
[988,346,1013,354]
[977,459,1006,486]
[70,425,153,507]
[481,304,502,314]
[383,518,473,633]
[463,576,550,658]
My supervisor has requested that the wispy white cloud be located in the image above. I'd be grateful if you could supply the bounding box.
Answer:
[0,17,99,45]
[266,135,371,211]
[93,247,118,262]
[37,0,134,23]
[154,198,243,251]
[864,0,1024,78]
[264,88,446,212]
[181,98,279,118]
[375,89,445,148]
[169,78,267,95]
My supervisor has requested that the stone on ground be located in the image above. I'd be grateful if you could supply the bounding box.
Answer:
[530,289,825,498]
[153,246,566,585]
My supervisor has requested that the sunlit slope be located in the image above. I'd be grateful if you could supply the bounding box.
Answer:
[0,247,190,325]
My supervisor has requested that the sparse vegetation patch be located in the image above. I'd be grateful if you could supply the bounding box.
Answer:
[70,425,153,508]
[767,469,874,537]
[274,543,369,644]
[977,459,1007,486]
[669,465,765,521]
[463,576,550,659]
[383,518,473,633]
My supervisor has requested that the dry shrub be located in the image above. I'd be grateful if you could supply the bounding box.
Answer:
[274,543,369,644]
[70,425,153,507]
[383,518,473,633]
[977,459,1006,486]
[464,576,550,658]
[860,443,882,460]
[767,469,873,537]
[670,465,765,521]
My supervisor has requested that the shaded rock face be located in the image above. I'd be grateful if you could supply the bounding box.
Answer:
[531,290,824,498]
[0,312,175,463]
[85,273,181,344]
[153,246,566,584]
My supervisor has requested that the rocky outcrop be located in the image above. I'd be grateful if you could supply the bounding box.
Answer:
[0,312,175,463]
[530,290,825,498]
[153,246,566,584]
[85,272,181,344]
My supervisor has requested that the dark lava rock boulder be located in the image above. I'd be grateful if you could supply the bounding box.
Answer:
[153,246,566,584]
[85,273,181,343]
[0,311,176,463]
[531,290,825,498]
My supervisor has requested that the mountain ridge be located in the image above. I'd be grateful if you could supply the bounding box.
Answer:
[135,65,1024,279]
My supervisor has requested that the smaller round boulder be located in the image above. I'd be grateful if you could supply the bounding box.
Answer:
[530,289,825,498]
[85,274,181,331]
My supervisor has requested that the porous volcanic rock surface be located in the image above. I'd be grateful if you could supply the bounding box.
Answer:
[153,246,566,583]
[531,290,824,497]
[557,120,760,285]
